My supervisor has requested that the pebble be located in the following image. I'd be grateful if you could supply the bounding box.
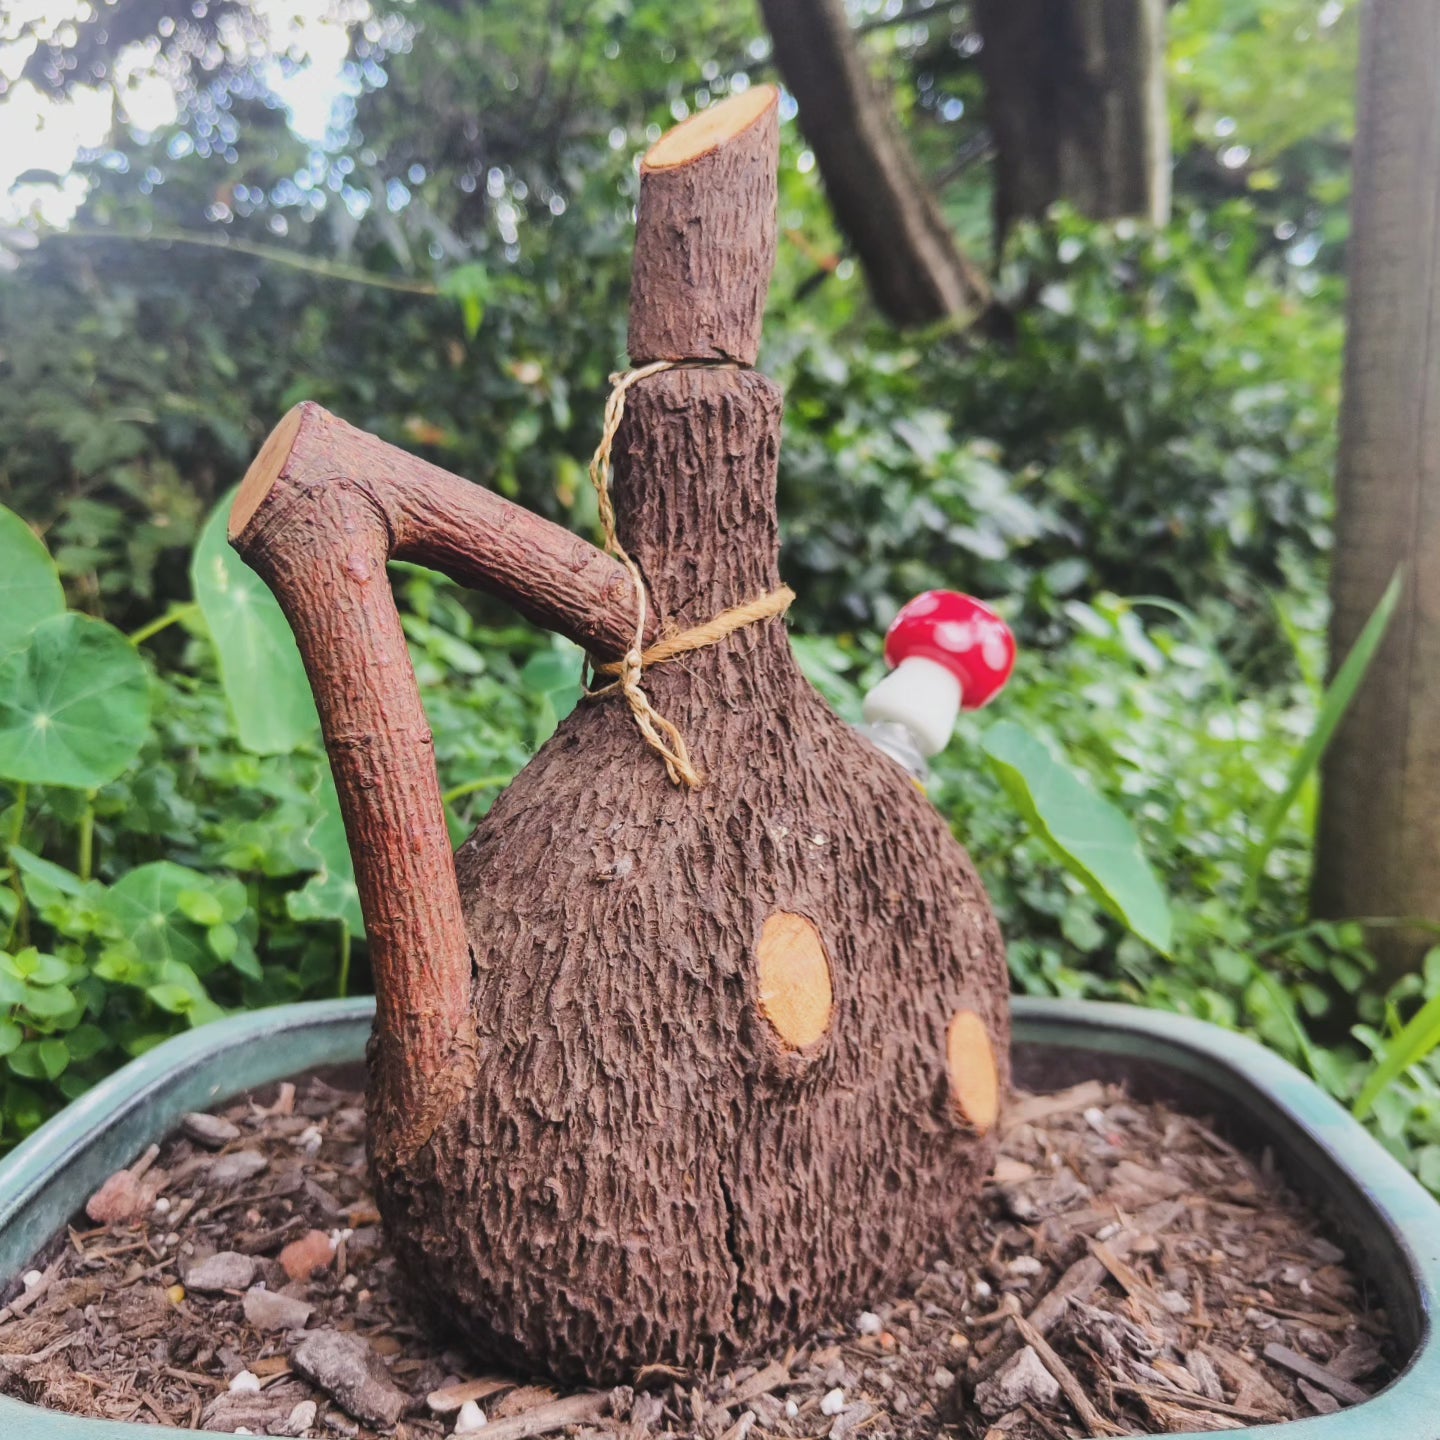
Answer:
[1007,1255,1043,1278]
[856,1310,882,1335]
[283,1400,318,1437]
[210,1150,269,1185]
[21,1270,42,1289]
[280,1228,337,1281]
[242,1285,315,1332]
[973,1346,1060,1418]
[181,1111,242,1148]
[931,1366,955,1390]
[454,1399,488,1433]
[186,1251,259,1294]
[292,1328,409,1428]
[297,1124,324,1154]
[785,1400,799,1419]
[85,1168,152,1224]
[820,1388,846,1416]
[229,1370,262,1394]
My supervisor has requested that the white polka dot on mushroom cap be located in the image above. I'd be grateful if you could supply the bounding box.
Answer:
[934,620,978,652]
[904,593,940,617]
[981,624,1010,668]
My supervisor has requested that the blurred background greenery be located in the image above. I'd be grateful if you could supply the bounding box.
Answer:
[2,0,1436,1190]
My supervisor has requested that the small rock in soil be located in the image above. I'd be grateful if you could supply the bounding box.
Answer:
[279,1228,335,1281]
[283,1398,320,1436]
[242,1285,314,1331]
[186,1251,259,1294]
[293,1328,409,1428]
[974,1346,1060,1417]
[181,1111,242,1148]
[454,1398,488,1433]
[85,1166,160,1224]
[210,1149,269,1185]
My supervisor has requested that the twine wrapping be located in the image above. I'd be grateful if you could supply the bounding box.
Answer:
[584,361,792,789]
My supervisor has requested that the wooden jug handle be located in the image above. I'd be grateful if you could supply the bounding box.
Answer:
[229,403,651,1161]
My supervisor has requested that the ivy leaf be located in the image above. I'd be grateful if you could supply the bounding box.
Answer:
[191,491,318,756]
[982,721,1173,956]
[0,504,64,654]
[0,613,150,788]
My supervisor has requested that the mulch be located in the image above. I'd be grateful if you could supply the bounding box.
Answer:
[0,1069,1397,1438]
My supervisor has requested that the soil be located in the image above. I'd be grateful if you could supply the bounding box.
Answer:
[0,1070,1397,1439]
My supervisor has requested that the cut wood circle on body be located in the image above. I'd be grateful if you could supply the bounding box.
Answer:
[756,911,834,1049]
[230,82,1011,1383]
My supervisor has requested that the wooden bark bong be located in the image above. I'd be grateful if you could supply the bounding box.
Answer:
[229,87,1010,1383]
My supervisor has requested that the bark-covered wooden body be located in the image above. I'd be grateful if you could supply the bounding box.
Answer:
[380,368,1009,1379]
[232,88,1010,1385]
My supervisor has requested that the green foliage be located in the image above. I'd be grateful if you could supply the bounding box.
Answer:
[191,491,319,755]
[1354,962,1440,1123]
[0,499,569,1145]
[0,509,65,651]
[981,722,1172,956]
[0,614,151,790]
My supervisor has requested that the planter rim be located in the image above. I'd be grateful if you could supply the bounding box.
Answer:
[0,995,1430,1439]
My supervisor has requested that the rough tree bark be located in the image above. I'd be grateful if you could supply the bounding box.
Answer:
[1314,0,1440,977]
[231,87,1009,1383]
[758,0,992,328]
[974,0,1170,241]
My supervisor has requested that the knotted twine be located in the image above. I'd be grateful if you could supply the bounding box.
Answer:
[583,360,794,788]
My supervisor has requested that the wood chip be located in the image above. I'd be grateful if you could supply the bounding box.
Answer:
[471,1390,611,1439]
[426,1376,516,1414]
[1013,1314,1123,1437]
[1261,1343,1370,1405]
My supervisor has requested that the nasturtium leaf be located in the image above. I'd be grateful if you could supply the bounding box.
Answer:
[0,1019,21,1057]
[288,773,364,936]
[102,861,215,972]
[191,492,318,755]
[982,721,1173,956]
[0,506,64,654]
[0,613,150,788]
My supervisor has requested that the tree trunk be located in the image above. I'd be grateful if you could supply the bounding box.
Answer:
[1314,0,1440,978]
[975,0,1170,242]
[232,88,1009,1384]
[758,0,992,328]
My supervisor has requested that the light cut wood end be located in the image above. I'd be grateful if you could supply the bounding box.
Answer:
[643,85,778,172]
[757,910,833,1049]
[229,405,308,540]
[947,1009,999,1134]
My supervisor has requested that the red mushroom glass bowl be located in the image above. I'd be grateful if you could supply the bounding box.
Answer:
[861,591,1016,756]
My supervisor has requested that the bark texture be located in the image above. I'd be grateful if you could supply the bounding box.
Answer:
[758,0,991,328]
[976,0,1170,242]
[1315,0,1440,976]
[628,89,778,365]
[234,97,1011,1384]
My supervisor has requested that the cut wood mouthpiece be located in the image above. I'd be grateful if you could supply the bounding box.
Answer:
[230,89,1010,1386]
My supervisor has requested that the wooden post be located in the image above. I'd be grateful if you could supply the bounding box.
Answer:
[1315,0,1440,976]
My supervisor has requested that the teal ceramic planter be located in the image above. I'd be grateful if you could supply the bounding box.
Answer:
[0,996,1436,1438]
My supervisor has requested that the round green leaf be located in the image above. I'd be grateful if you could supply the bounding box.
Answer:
[0,614,150,788]
[0,505,64,654]
[192,490,318,755]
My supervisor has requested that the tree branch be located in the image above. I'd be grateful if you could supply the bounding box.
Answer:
[758,0,993,330]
